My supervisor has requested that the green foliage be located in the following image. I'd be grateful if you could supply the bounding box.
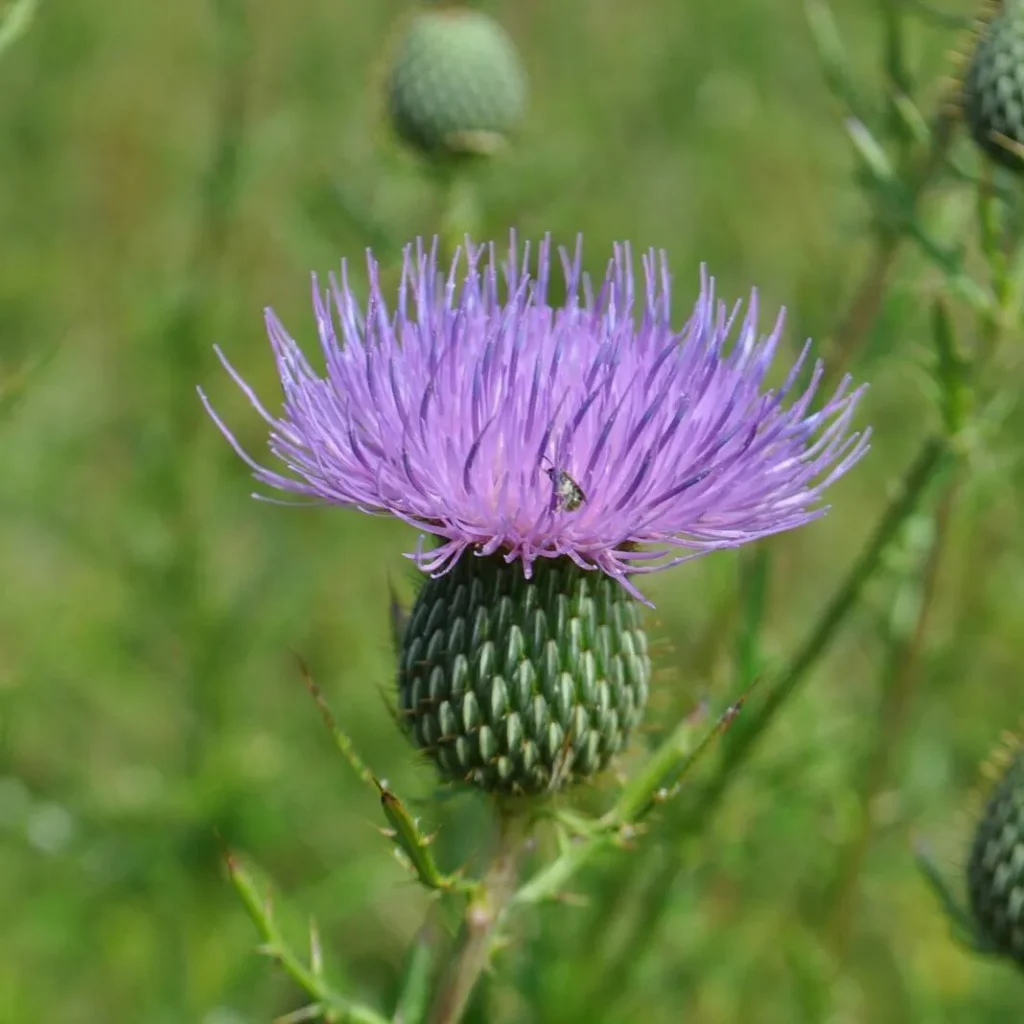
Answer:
[0,0,39,60]
[3,0,1024,1022]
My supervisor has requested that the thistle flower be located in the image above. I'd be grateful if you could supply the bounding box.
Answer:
[200,236,868,795]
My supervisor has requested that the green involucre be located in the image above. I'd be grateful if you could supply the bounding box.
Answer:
[968,747,1024,966]
[397,554,650,795]
[964,3,1024,172]
[385,9,526,158]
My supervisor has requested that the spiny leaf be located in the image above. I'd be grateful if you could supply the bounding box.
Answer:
[296,655,377,790]
[607,693,750,826]
[377,780,473,894]
[223,847,390,1024]
[914,841,989,953]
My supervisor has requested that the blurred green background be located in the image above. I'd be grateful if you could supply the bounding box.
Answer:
[1,0,1022,1021]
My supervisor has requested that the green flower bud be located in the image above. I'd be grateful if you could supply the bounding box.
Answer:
[397,555,650,796]
[967,746,1024,966]
[963,2,1024,172]
[385,8,527,159]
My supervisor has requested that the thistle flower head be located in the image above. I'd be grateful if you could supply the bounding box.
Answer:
[201,236,869,794]
[201,235,868,606]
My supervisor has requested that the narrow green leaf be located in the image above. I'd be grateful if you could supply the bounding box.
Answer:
[914,842,989,953]
[891,92,930,149]
[976,174,1003,270]
[377,781,471,894]
[275,1005,331,1024]
[224,847,271,927]
[716,436,954,790]
[309,917,325,981]
[904,219,991,313]
[845,118,896,185]
[930,296,969,436]
[736,547,771,685]
[879,0,912,118]
[392,922,439,1024]
[297,656,378,791]
[0,344,58,419]
[511,832,613,907]
[606,696,748,825]
[904,0,971,29]
[805,0,867,120]
[0,0,39,58]
[224,849,391,1024]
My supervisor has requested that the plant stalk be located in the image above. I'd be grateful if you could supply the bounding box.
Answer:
[571,434,953,1018]
[426,808,527,1024]
[824,477,959,955]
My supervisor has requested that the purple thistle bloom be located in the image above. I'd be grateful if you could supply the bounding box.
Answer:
[199,235,869,604]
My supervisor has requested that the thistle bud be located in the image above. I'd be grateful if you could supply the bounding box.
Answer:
[963,2,1024,172]
[967,745,1024,966]
[385,7,527,159]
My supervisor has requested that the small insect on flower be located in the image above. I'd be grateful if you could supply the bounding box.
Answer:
[541,457,586,513]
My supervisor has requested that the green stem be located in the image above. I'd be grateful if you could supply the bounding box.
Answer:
[715,436,953,789]
[573,434,953,1018]
[426,808,527,1024]
[227,852,389,1024]
[168,0,248,777]
[821,231,900,391]
[605,699,745,827]
[824,476,959,954]
[511,830,612,908]
[575,848,683,1023]
[431,160,481,265]
[822,105,954,392]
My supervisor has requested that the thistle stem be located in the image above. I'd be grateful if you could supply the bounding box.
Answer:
[572,434,953,1012]
[431,160,480,267]
[825,477,958,955]
[426,808,527,1024]
[822,105,954,392]
[820,229,900,392]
